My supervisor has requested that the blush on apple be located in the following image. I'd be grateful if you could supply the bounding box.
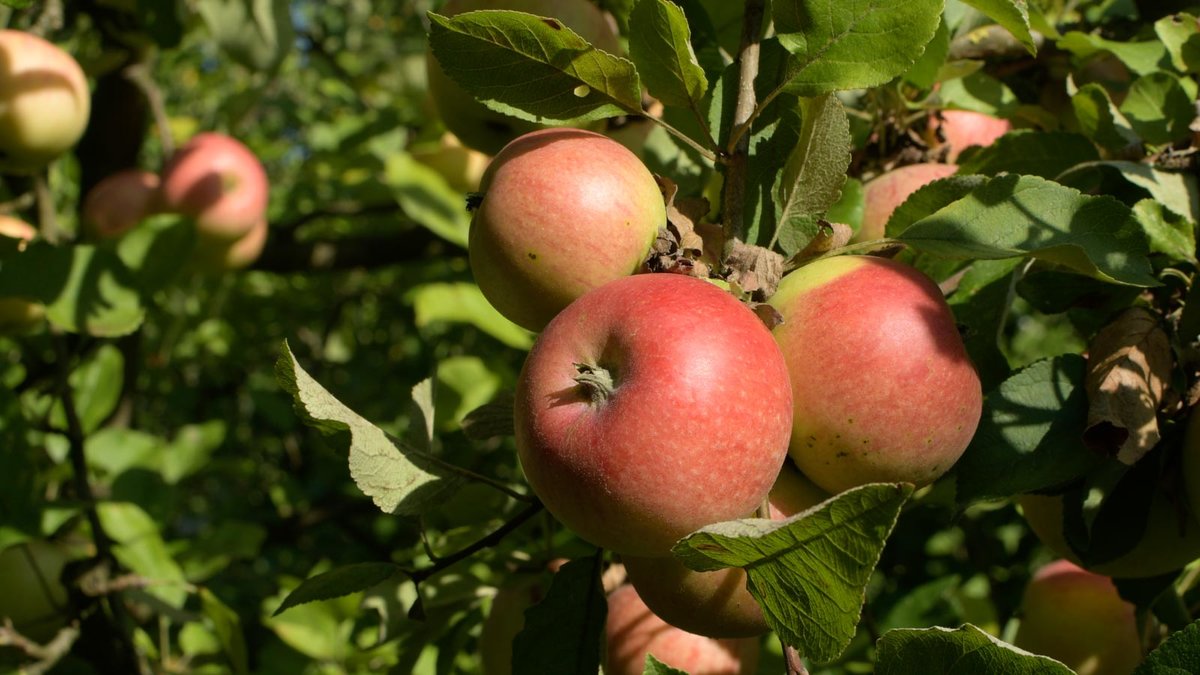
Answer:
[159,132,269,242]
[929,109,1011,162]
[515,273,793,558]
[82,169,162,239]
[856,163,958,242]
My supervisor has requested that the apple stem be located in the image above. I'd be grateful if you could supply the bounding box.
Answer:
[574,363,615,404]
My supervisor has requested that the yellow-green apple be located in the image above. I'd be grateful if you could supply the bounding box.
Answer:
[1019,489,1200,578]
[856,163,958,242]
[0,540,71,642]
[159,132,269,242]
[929,109,1011,162]
[605,584,759,675]
[0,30,90,173]
[1013,559,1143,675]
[0,215,46,332]
[426,0,620,155]
[192,217,269,273]
[479,574,545,675]
[623,463,829,638]
[470,128,665,331]
[515,273,793,557]
[767,255,982,494]
[410,132,491,192]
[81,169,162,239]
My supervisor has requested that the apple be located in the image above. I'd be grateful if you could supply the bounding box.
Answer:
[192,217,269,273]
[1019,490,1200,579]
[0,540,71,642]
[469,128,665,331]
[929,109,1011,162]
[766,255,982,495]
[623,463,830,638]
[159,132,269,242]
[0,215,46,333]
[856,162,958,242]
[81,169,162,239]
[515,273,793,557]
[410,132,491,192]
[605,584,759,675]
[479,575,546,675]
[1013,560,1143,675]
[426,0,621,155]
[0,30,91,173]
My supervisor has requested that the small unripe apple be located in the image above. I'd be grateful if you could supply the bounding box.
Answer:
[929,110,1011,162]
[81,169,162,239]
[605,584,759,675]
[0,30,91,173]
[426,0,620,155]
[1013,560,1143,675]
[410,132,491,192]
[515,273,793,557]
[857,162,958,242]
[767,255,982,495]
[1019,489,1200,579]
[192,217,269,273]
[470,128,665,331]
[0,540,71,642]
[623,463,829,638]
[0,215,46,333]
[159,132,269,242]
[479,575,544,675]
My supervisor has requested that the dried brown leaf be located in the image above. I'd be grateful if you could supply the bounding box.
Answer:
[1084,307,1174,464]
[645,175,715,278]
[789,220,853,266]
[723,239,785,300]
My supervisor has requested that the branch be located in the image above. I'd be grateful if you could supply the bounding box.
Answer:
[720,0,766,244]
[0,621,80,675]
[406,500,543,583]
[123,61,174,160]
[255,228,457,273]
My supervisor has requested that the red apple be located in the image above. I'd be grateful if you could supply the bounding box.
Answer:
[1013,560,1143,675]
[470,128,665,331]
[159,132,269,242]
[0,540,71,642]
[0,30,90,173]
[0,215,46,333]
[515,273,793,557]
[81,169,162,239]
[605,584,759,675]
[767,255,982,494]
[426,0,621,155]
[930,110,1011,162]
[623,463,830,638]
[857,162,958,242]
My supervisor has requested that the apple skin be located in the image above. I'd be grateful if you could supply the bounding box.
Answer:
[606,584,759,675]
[192,217,269,273]
[0,540,71,642]
[931,110,1011,162]
[411,132,491,193]
[515,273,793,558]
[427,0,620,155]
[1013,560,1142,675]
[479,575,545,675]
[1019,490,1200,579]
[159,132,269,242]
[623,463,829,638]
[767,255,982,495]
[0,215,46,332]
[0,30,91,173]
[856,163,958,242]
[470,128,665,331]
[81,169,162,239]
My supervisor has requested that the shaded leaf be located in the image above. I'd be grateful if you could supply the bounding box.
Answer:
[461,391,516,441]
[875,624,1074,674]
[955,131,1099,180]
[200,588,250,675]
[1134,618,1200,674]
[628,0,708,108]
[904,16,950,90]
[1071,84,1141,151]
[1134,199,1195,262]
[773,94,852,255]
[1155,13,1200,74]
[945,259,1020,392]
[274,563,399,616]
[115,214,196,295]
[1057,32,1169,76]
[959,0,1037,55]
[512,554,606,675]
[1120,72,1196,145]
[1061,161,1200,224]
[196,0,295,71]
[673,483,912,663]
[886,175,988,238]
[50,344,123,434]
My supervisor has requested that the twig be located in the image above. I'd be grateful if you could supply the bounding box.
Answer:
[123,61,175,159]
[406,500,543,583]
[784,644,809,675]
[720,0,766,244]
[648,116,719,162]
[0,620,80,675]
[33,172,62,244]
[29,0,64,37]
[0,190,35,214]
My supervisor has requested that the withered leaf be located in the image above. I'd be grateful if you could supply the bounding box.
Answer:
[645,175,714,278]
[788,220,854,266]
[1083,307,1173,465]
[723,238,785,300]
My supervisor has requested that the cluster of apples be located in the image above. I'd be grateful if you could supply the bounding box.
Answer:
[466,124,984,671]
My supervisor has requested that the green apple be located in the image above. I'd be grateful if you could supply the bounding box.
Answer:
[0,30,90,173]
[410,132,491,192]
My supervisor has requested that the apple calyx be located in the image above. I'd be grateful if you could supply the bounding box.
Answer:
[574,362,615,404]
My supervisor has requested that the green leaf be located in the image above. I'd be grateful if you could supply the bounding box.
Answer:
[958,0,1037,55]
[50,344,124,434]
[946,259,1020,392]
[1135,199,1195,262]
[137,0,185,48]
[199,588,250,675]
[954,355,1105,504]
[904,15,950,89]
[408,282,533,350]
[512,554,607,675]
[773,94,852,255]
[875,624,1074,674]
[643,654,689,674]
[628,0,708,109]
[1071,84,1140,151]
[955,131,1099,180]
[379,153,470,248]
[115,215,196,295]
[937,70,1019,117]
[97,502,189,607]
[826,177,865,233]
[1119,72,1196,145]
[673,483,912,663]
[275,341,460,515]
[273,563,399,616]
[1061,161,1200,224]
[0,243,145,337]
[427,10,642,123]
[1134,619,1200,674]
[897,174,1156,287]
[196,0,295,71]
[1155,13,1200,73]
[0,0,34,9]
[771,0,943,97]
[886,175,988,237]
[1057,32,1169,77]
